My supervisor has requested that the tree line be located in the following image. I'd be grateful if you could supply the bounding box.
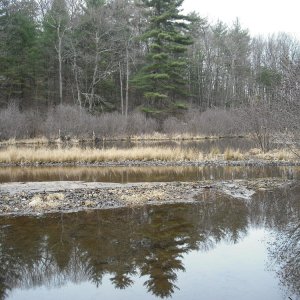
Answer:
[1,0,300,114]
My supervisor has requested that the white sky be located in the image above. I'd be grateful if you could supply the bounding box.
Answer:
[182,0,300,39]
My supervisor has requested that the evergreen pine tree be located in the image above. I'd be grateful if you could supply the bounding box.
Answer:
[133,0,193,109]
[0,0,39,105]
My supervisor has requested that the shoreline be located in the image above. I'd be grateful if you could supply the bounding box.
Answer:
[0,178,295,217]
[0,135,245,146]
[1,159,300,168]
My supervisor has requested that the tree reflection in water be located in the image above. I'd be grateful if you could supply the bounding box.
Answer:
[0,184,299,299]
[263,185,300,298]
[272,222,300,297]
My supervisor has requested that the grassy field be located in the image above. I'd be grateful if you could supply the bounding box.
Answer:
[0,146,297,164]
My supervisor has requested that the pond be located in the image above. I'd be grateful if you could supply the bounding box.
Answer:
[0,183,299,300]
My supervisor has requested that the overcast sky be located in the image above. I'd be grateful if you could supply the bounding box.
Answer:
[182,0,300,39]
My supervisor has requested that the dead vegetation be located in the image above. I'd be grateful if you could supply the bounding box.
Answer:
[0,146,297,164]
[0,105,239,142]
[120,188,167,205]
[28,193,65,210]
[0,146,201,163]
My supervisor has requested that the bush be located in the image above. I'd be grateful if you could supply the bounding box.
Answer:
[126,112,158,135]
[236,102,278,152]
[195,108,238,136]
[23,109,44,138]
[0,103,27,140]
[162,108,238,136]
[0,104,241,141]
[162,117,186,135]
[93,112,127,138]
[43,104,94,138]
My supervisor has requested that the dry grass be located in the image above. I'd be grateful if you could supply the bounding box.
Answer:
[0,146,201,163]
[120,188,167,205]
[248,148,261,155]
[211,146,221,156]
[0,137,49,145]
[45,193,65,201]
[83,200,97,207]
[201,147,243,161]
[205,146,222,160]
[28,193,65,210]
[255,149,296,161]
[223,148,244,161]
[0,146,298,164]
[129,132,209,141]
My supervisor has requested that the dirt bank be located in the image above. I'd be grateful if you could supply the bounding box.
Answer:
[0,178,294,216]
[1,159,300,168]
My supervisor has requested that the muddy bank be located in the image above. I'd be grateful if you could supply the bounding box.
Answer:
[0,178,294,216]
[1,159,300,168]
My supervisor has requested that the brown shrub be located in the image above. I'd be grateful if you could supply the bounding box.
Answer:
[0,103,41,140]
[126,112,158,135]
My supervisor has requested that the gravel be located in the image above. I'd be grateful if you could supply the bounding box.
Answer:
[0,178,294,216]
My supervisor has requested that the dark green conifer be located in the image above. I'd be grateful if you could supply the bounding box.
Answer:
[133,0,193,109]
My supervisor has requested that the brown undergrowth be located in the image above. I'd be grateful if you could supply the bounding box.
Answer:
[0,146,297,164]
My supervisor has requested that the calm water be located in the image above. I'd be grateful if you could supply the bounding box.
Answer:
[85,137,258,153]
[0,137,257,153]
[0,185,299,300]
[0,165,299,183]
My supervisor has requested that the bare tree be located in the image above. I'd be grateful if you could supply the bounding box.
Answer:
[237,100,277,152]
[40,0,71,104]
[276,41,300,155]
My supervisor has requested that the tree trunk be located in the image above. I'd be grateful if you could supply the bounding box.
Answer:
[57,24,63,105]
[71,41,82,108]
[119,62,124,115]
[90,32,100,111]
[125,46,129,118]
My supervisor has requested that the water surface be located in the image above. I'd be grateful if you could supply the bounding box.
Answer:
[1,137,257,153]
[0,185,299,299]
[0,165,299,183]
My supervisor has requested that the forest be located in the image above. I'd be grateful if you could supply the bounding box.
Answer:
[0,0,300,148]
